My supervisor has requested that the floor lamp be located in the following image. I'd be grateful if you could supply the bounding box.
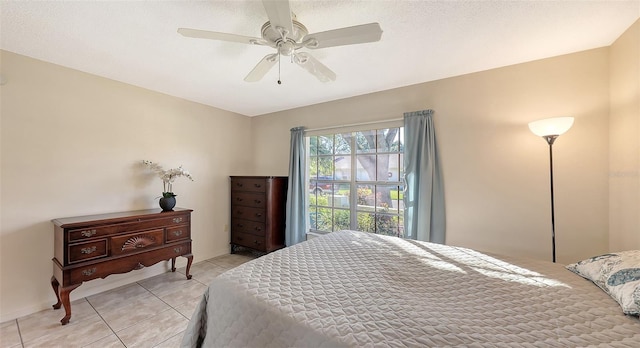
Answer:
[528,117,574,263]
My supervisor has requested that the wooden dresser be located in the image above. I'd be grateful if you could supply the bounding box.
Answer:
[50,208,193,325]
[230,176,287,253]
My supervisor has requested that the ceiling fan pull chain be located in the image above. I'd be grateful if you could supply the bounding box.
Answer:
[277,54,282,85]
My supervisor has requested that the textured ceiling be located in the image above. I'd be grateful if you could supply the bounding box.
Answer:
[1,0,639,116]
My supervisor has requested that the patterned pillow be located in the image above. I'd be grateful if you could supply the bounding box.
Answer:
[566,250,640,315]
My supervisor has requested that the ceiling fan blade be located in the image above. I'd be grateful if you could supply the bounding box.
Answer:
[244,54,279,82]
[262,0,294,38]
[178,28,268,45]
[302,23,383,49]
[293,53,336,83]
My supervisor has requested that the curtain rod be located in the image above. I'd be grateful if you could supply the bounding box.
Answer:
[304,117,403,133]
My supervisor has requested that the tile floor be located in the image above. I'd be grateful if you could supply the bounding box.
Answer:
[0,252,256,348]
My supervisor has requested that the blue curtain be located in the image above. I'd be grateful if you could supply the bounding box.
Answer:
[285,126,307,246]
[403,110,446,243]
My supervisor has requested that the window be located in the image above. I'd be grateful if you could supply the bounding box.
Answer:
[308,127,404,237]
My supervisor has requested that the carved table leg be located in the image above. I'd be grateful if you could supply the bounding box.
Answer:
[184,254,193,280]
[171,257,177,272]
[50,276,62,310]
[59,283,81,325]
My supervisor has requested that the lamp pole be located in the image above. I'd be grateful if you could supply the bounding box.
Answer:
[528,116,573,263]
[544,135,558,263]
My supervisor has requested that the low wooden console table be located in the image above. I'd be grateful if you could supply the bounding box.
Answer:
[50,208,193,325]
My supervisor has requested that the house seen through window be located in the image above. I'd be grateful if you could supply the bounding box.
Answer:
[307,127,405,237]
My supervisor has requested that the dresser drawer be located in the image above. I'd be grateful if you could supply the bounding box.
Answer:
[68,264,105,284]
[68,240,108,264]
[231,192,266,208]
[67,214,190,242]
[67,227,106,242]
[231,218,266,237]
[67,242,192,285]
[231,232,266,251]
[110,229,164,257]
[231,206,266,223]
[231,178,267,193]
[166,225,190,242]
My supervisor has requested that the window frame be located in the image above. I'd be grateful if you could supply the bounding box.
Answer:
[307,125,404,237]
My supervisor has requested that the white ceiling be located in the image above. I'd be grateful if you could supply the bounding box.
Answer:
[1,1,639,116]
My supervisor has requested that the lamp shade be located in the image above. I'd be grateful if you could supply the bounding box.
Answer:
[528,117,574,137]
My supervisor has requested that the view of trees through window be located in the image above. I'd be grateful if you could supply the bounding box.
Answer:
[308,127,404,237]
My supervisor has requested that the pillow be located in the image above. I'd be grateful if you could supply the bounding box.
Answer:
[566,250,640,315]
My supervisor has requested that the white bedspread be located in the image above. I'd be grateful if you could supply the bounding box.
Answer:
[182,230,640,347]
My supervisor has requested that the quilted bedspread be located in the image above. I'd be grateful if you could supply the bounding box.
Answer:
[181,230,640,347]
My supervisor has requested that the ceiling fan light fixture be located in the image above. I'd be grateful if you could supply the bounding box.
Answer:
[277,40,296,56]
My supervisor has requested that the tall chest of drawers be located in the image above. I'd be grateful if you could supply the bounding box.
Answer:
[230,176,288,253]
[50,208,193,325]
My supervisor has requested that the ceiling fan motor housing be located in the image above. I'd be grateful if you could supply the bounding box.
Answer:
[261,19,308,45]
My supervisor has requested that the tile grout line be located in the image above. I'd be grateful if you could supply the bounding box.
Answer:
[146,257,254,347]
[136,278,200,321]
[151,330,186,348]
[110,277,201,348]
[15,318,24,348]
[85,297,127,347]
[93,281,172,345]
[145,257,249,322]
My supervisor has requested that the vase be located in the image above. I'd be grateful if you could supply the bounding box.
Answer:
[159,196,176,211]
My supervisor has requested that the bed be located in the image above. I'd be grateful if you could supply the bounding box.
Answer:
[181,230,640,347]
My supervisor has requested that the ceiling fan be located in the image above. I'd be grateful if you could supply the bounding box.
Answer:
[177,0,383,84]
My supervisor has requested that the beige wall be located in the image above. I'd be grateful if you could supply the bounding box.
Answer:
[0,50,252,321]
[251,48,611,265]
[609,19,640,251]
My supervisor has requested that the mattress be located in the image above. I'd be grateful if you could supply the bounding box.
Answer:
[181,230,640,347]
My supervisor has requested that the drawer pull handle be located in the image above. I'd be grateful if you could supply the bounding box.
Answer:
[236,183,243,187]
[254,240,261,245]
[172,230,183,237]
[255,213,263,217]
[174,247,182,254]
[254,200,262,204]
[237,198,243,202]
[238,224,244,228]
[254,184,262,188]
[82,268,96,276]
[172,217,183,223]
[81,246,97,254]
[81,229,97,237]
[255,227,262,231]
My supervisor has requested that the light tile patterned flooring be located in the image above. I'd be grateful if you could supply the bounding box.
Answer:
[0,252,256,348]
